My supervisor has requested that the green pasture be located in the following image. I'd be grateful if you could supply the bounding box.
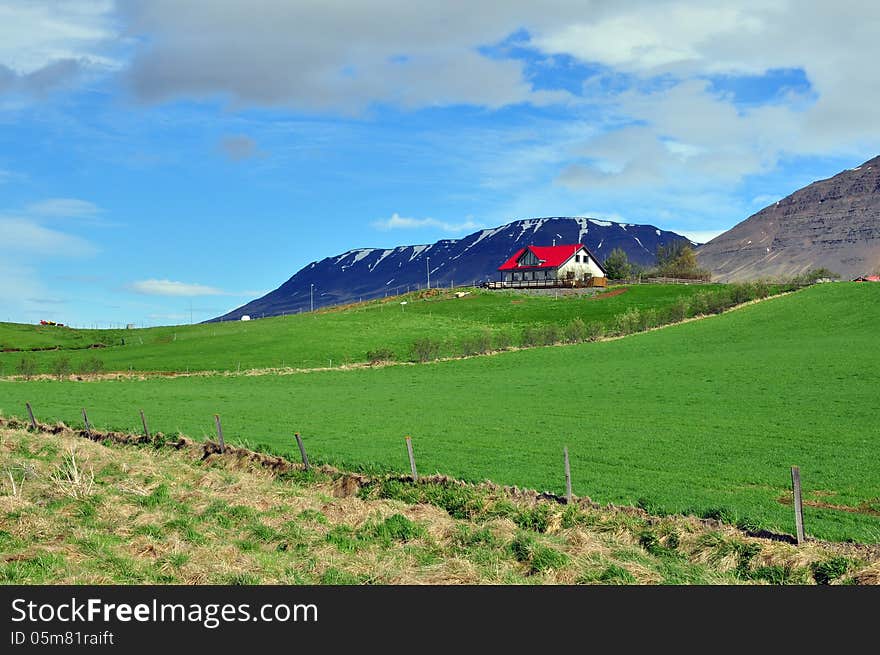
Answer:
[2,283,878,542]
[0,284,717,374]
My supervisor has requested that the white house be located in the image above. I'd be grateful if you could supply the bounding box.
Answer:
[497,243,607,286]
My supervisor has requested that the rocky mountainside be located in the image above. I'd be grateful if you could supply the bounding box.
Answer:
[211,217,692,320]
[697,156,880,281]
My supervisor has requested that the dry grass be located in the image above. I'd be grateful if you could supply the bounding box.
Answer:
[0,425,877,585]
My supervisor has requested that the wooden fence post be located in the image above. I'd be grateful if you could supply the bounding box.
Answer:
[140,410,150,439]
[791,466,805,545]
[294,432,310,470]
[564,446,572,504]
[214,414,225,453]
[405,435,418,481]
[81,408,92,436]
[25,402,36,431]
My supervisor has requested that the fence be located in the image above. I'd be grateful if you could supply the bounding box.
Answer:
[486,277,606,290]
[6,402,814,546]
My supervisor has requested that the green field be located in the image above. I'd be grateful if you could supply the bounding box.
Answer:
[2,283,878,542]
[7,426,870,585]
[0,284,719,374]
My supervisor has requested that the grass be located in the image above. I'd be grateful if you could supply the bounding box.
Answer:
[0,284,720,374]
[1,283,878,543]
[3,426,874,584]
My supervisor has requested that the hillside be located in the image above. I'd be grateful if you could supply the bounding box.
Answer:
[3,283,879,542]
[2,424,876,584]
[212,217,693,320]
[698,156,880,281]
[0,284,718,375]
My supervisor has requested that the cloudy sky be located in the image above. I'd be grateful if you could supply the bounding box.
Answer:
[1,1,878,326]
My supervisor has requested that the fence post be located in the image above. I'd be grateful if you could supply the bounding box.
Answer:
[405,435,418,481]
[564,446,572,504]
[214,414,225,453]
[294,432,310,470]
[25,402,36,431]
[81,408,92,436]
[140,410,150,439]
[791,466,805,545]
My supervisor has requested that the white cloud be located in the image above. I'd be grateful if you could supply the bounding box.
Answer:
[581,211,627,224]
[0,217,98,256]
[129,279,225,297]
[0,1,117,74]
[675,229,727,244]
[533,4,770,74]
[120,1,570,112]
[26,197,100,217]
[372,212,482,233]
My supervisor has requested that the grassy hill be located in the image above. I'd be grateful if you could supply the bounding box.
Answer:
[2,425,876,584]
[0,284,720,374]
[2,283,878,543]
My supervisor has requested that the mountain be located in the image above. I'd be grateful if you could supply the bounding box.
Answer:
[211,217,692,320]
[697,156,880,281]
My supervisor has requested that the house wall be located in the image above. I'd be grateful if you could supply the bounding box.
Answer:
[558,248,605,280]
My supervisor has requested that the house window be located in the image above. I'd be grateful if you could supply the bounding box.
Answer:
[513,272,521,281]
[536,270,545,279]
[524,271,532,280]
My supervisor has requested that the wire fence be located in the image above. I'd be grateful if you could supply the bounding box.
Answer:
[5,402,812,547]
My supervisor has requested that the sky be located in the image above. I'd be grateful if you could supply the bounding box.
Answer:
[1,1,879,327]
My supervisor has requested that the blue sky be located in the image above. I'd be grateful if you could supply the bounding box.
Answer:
[1,1,879,326]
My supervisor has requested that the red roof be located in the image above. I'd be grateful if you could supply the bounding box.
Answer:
[498,243,606,272]
[854,275,880,282]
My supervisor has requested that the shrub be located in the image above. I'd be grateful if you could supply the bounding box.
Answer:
[689,292,709,316]
[365,348,395,365]
[800,268,840,284]
[409,338,441,363]
[705,290,731,314]
[78,357,104,374]
[564,317,587,343]
[494,330,513,351]
[666,297,689,323]
[521,325,542,347]
[586,322,605,341]
[51,356,72,380]
[16,356,38,380]
[729,283,756,305]
[540,324,561,345]
[615,308,641,335]
[638,308,660,332]
[753,280,771,299]
[461,329,493,356]
[603,248,632,280]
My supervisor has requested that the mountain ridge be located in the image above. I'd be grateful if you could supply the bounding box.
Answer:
[211,217,693,320]
[697,155,880,281]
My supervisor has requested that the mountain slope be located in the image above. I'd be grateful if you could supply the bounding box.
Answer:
[213,217,691,320]
[697,156,880,281]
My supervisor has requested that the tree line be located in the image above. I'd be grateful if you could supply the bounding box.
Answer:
[602,241,710,281]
